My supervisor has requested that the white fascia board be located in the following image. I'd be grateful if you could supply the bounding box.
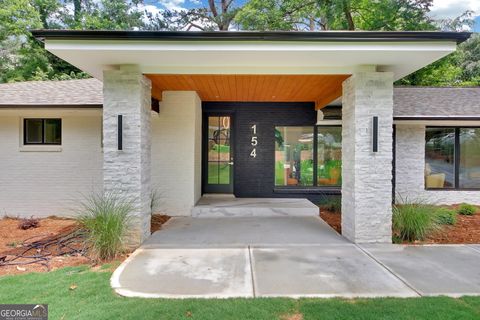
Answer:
[46,39,455,52]
[44,39,457,81]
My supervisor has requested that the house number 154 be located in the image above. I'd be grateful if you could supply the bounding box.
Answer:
[250,124,258,158]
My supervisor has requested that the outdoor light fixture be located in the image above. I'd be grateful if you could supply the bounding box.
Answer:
[118,115,123,151]
[372,116,378,152]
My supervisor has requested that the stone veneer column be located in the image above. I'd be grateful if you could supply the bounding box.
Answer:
[103,65,151,247]
[341,72,394,243]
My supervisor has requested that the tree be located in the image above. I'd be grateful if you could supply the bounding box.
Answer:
[459,34,480,84]
[0,0,44,82]
[149,0,241,31]
[235,0,325,31]
[235,0,436,31]
[0,0,146,82]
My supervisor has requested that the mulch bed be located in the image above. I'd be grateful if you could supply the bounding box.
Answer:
[319,210,341,233]
[0,217,90,276]
[0,213,172,276]
[319,206,480,244]
[151,214,171,233]
[424,213,480,244]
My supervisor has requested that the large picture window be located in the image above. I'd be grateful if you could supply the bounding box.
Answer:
[275,126,341,188]
[24,119,62,145]
[275,127,314,186]
[425,127,480,189]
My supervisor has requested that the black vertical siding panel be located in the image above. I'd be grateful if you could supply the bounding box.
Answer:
[203,102,329,202]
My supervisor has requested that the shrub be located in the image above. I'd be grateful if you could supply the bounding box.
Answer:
[457,203,477,216]
[393,203,439,242]
[77,193,133,261]
[320,197,341,213]
[435,207,457,225]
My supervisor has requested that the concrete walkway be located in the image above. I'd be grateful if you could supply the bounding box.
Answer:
[191,196,319,218]
[111,217,480,298]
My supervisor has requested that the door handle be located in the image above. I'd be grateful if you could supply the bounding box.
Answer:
[228,162,234,165]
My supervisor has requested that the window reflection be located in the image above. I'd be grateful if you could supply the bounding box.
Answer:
[207,116,231,185]
[275,127,314,186]
[460,128,480,188]
[317,127,342,186]
[425,128,455,188]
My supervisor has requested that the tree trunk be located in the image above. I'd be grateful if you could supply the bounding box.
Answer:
[73,0,81,23]
[343,1,355,30]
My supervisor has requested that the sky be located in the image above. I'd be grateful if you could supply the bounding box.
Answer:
[144,0,480,31]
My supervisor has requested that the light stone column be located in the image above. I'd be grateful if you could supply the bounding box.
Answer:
[103,65,152,247]
[341,72,394,243]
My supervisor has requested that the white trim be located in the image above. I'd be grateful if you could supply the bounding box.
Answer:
[44,39,456,80]
[19,145,62,152]
[46,39,456,52]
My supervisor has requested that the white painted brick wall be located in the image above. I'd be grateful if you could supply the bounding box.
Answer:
[103,66,152,245]
[342,72,394,243]
[151,91,202,216]
[396,124,480,205]
[0,90,202,222]
[0,109,103,217]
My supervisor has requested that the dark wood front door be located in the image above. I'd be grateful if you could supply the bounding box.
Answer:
[203,114,234,193]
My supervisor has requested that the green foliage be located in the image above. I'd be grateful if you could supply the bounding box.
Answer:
[392,202,440,242]
[435,208,457,225]
[0,0,477,85]
[236,0,436,31]
[460,33,480,82]
[275,161,285,185]
[77,193,133,261]
[457,203,477,216]
[396,51,464,86]
[235,0,324,31]
[3,265,480,319]
[0,0,145,83]
[300,159,314,186]
[320,196,341,213]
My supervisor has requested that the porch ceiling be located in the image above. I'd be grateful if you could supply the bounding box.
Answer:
[147,74,350,109]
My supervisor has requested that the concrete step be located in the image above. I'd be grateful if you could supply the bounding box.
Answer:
[192,196,319,218]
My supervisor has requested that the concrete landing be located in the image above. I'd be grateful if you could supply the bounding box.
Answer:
[142,216,348,248]
[192,195,318,218]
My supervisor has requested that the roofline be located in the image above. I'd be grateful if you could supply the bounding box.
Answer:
[31,30,472,44]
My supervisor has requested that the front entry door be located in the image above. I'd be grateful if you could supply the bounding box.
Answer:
[204,114,234,193]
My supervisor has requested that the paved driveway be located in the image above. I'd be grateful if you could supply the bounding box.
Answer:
[111,217,480,298]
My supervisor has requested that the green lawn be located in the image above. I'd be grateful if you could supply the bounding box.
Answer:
[1,265,480,319]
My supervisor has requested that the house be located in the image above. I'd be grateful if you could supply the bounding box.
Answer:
[0,30,477,246]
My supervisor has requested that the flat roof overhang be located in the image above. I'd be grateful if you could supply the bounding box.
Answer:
[32,30,470,79]
[32,30,470,108]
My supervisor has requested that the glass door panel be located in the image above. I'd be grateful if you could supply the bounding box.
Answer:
[205,115,233,193]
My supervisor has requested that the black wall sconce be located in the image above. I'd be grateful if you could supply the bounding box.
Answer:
[372,116,378,153]
[118,115,123,151]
